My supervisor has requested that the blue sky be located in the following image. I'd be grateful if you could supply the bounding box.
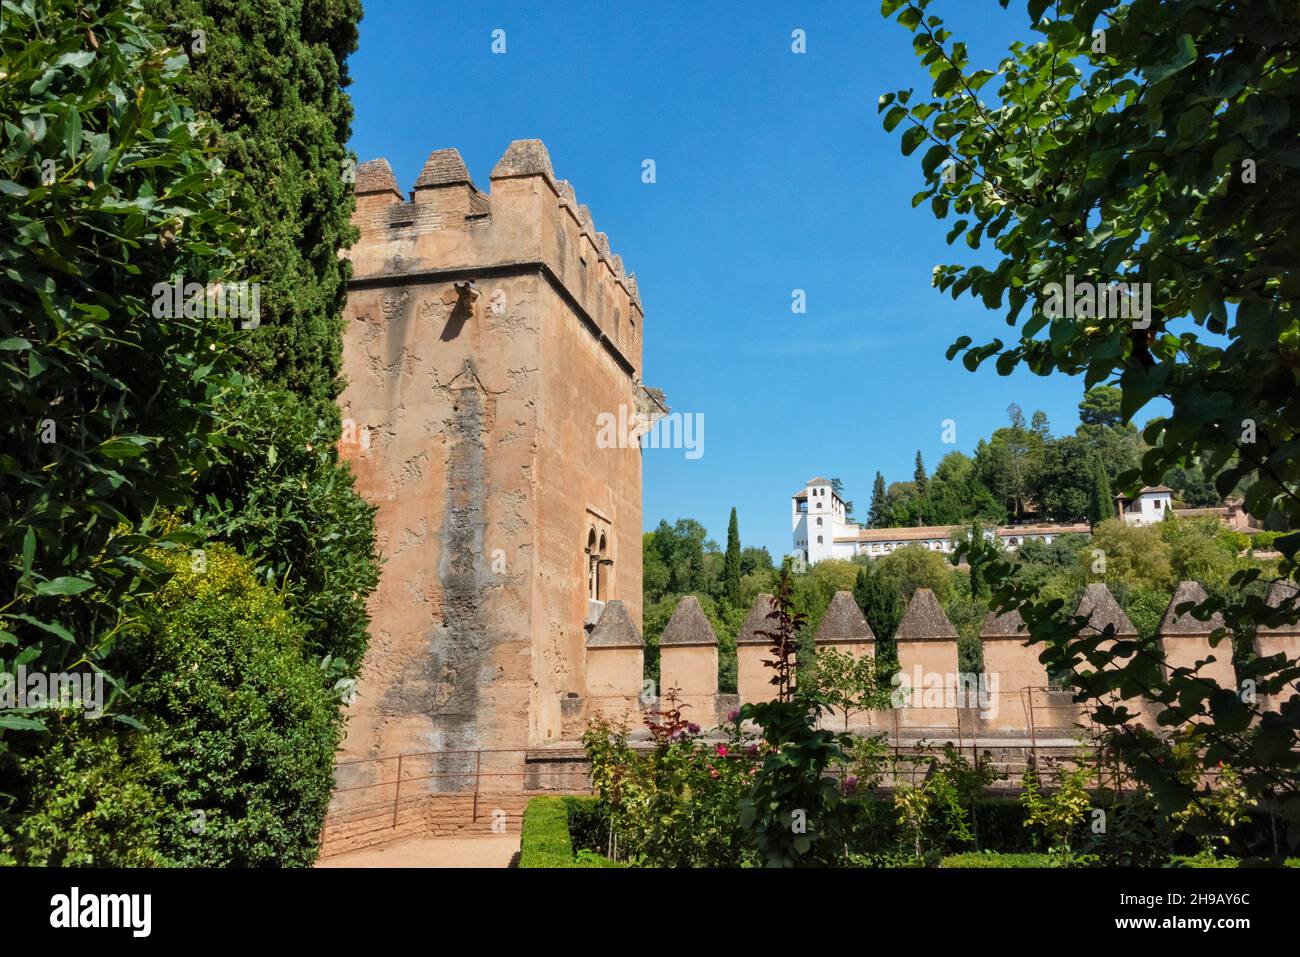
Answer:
[346,0,1123,558]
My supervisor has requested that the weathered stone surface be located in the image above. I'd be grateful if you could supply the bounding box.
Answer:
[356,158,401,197]
[896,587,958,641]
[1075,582,1136,637]
[737,594,776,645]
[1158,581,1235,708]
[659,595,717,646]
[1260,580,1300,636]
[1158,581,1225,635]
[814,591,875,646]
[980,608,1027,639]
[1256,580,1300,710]
[490,138,556,188]
[414,148,473,188]
[587,599,642,648]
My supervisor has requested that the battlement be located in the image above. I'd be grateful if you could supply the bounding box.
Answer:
[349,139,643,376]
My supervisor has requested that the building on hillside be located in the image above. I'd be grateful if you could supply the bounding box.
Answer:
[790,476,1088,563]
[791,477,858,563]
[1114,485,1173,525]
[836,521,1091,559]
[334,140,665,772]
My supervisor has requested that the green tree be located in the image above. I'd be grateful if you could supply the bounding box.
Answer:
[867,471,892,528]
[1087,454,1113,528]
[145,0,363,417]
[913,451,928,494]
[740,546,774,576]
[1028,435,1093,523]
[1078,385,1125,431]
[722,507,742,609]
[0,0,242,735]
[880,0,1300,832]
[124,543,340,865]
[1083,519,1173,592]
[853,564,906,663]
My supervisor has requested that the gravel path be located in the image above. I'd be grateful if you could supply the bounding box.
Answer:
[316,834,520,868]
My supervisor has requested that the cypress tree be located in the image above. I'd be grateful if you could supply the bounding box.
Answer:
[867,471,891,528]
[1087,454,1113,528]
[145,0,363,415]
[723,507,742,608]
[914,450,928,494]
[853,565,904,663]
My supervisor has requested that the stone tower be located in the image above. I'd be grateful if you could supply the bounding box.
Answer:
[334,140,664,770]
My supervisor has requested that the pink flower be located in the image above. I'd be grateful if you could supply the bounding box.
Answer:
[842,775,860,794]
[710,768,720,779]
[687,722,700,735]
[746,744,759,758]
[716,745,729,758]
[726,708,740,723]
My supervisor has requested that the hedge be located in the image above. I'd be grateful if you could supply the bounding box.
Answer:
[941,852,1059,868]
[518,797,622,868]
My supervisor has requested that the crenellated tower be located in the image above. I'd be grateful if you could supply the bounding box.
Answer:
[335,140,663,779]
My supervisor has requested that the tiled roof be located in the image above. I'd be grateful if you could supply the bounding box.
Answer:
[1075,583,1136,638]
[659,596,717,646]
[1158,581,1225,636]
[814,591,875,645]
[586,600,643,648]
[980,608,1028,640]
[895,588,959,641]
[737,594,777,645]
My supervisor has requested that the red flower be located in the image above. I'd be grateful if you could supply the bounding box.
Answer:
[716,745,729,757]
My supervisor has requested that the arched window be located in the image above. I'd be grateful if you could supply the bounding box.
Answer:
[596,533,609,600]
[816,517,822,526]
[816,535,823,545]
[586,527,598,600]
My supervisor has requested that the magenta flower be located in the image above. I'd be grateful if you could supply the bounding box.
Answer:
[686,722,700,735]
[726,708,740,723]
[716,744,729,758]
[842,775,860,793]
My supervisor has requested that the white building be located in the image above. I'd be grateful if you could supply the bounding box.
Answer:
[1114,485,1173,526]
[791,477,861,563]
[791,474,1090,564]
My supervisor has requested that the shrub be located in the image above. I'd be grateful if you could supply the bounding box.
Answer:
[518,797,622,868]
[191,386,379,679]
[1,714,165,866]
[584,702,758,867]
[120,542,340,866]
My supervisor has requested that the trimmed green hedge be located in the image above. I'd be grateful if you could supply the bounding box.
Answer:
[518,797,622,868]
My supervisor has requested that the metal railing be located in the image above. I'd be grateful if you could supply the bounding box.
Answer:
[325,748,593,831]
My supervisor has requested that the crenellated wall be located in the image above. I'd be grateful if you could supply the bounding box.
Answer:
[627,582,1272,742]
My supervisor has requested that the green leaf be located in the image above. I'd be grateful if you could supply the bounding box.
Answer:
[35,576,95,596]
[0,714,47,731]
